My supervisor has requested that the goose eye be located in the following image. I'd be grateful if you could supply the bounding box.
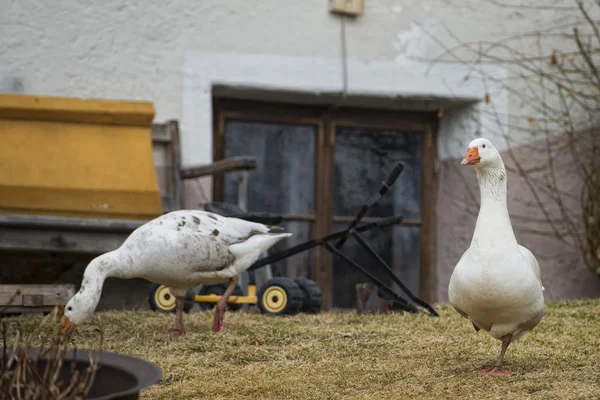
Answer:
[482,144,486,148]
[67,306,72,311]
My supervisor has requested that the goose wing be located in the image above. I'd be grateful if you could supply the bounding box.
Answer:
[127,210,273,272]
[518,245,544,291]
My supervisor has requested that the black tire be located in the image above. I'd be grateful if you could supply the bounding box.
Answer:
[294,278,323,313]
[148,284,195,313]
[257,277,304,315]
[197,284,244,311]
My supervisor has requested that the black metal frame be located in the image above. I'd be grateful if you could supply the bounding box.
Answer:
[247,162,439,317]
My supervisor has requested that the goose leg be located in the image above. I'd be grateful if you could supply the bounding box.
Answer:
[211,275,239,333]
[479,334,512,376]
[170,297,187,337]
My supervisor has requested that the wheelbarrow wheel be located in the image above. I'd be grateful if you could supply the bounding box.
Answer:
[197,284,244,311]
[294,278,322,313]
[148,284,194,313]
[257,277,303,315]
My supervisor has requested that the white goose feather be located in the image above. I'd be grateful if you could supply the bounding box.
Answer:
[449,138,544,347]
[64,210,291,327]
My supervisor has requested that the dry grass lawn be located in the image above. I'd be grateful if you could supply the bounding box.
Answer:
[4,299,600,399]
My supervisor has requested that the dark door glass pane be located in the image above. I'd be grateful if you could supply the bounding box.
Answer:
[224,121,316,278]
[333,127,422,220]
[224,121,315,215]
[332,127,423,308]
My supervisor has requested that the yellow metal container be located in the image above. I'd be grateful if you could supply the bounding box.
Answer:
[0,94,162,220]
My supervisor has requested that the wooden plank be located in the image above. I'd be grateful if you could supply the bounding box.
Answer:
[221,110,325,127]
[1,306,57,314]
[0,214,144,232]
[181,156,257,180]
[0,284,75,295]
[0,294,23,306]
[23,294,43,307]
[43,294,69,306]
[0,227,130,254]
[0,284,75,307]
[419,124,438,303]
[213,99,436,127]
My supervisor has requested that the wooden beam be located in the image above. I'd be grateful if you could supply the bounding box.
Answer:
[0,214,144,232]
[181,156,257,180]
[314,119,334,310]
[0,284,75,307]
[0,226,131,254]
[419,124,438,303]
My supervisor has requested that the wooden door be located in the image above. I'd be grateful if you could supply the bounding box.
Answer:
[213,100,437,309]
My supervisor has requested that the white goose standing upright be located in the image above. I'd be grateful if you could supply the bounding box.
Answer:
[61,210,291,337]
[448,138,544,376]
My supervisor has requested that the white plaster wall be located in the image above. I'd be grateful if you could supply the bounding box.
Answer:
[1,0,573,166]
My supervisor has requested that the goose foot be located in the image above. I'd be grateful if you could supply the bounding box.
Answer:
[211,305,227,333]
[478,334,512,376]
[478,366,509,376]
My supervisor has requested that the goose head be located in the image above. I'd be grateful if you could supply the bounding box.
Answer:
[61,255,113,338]
[61,289,95,338]
[461,138,503,169]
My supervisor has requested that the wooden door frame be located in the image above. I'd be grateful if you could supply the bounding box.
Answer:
[212,98,438,308]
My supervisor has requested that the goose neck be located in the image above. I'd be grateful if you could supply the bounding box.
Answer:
[471,165,517,247]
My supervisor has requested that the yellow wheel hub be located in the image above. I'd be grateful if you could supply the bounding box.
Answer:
[155,285,176,310]
[262,286,287,313]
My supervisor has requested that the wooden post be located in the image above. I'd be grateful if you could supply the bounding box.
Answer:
[419,124,438,303]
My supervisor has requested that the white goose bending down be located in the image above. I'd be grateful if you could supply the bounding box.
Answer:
[61,210,291,337]
[448,138,544,376]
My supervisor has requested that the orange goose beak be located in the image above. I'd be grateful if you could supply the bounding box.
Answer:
[461,146,481,166]
[61,315,76,338]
